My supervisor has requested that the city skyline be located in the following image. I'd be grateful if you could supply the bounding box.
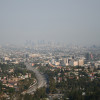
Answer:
[0,0,100,46]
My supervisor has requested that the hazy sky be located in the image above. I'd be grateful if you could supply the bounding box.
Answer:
[0,0,100,45]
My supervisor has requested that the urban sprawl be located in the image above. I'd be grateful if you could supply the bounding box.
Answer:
[0,43,100,100]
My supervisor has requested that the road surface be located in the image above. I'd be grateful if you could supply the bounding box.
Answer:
[25,63,47,94]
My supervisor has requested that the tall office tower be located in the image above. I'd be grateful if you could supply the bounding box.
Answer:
[66,58,69,66]
[85,53,90,60]
[63,58,67,65]
[69,60,78,66]
[85,52,93,61]
[78,59,84,66]
[90,53,93,60]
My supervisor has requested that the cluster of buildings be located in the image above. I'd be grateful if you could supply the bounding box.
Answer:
[50,57,84,67]
[0,68,32,89]
[49,65,100,84]
[0,45,100,87]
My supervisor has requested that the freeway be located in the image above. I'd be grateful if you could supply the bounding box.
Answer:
[24,63,47,94]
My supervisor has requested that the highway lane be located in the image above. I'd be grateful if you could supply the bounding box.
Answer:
[25,63,47,94]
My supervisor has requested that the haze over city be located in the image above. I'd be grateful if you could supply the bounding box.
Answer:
[0,1,100,100]
[0,0,100,45]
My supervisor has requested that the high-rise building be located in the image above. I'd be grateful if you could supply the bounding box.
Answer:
[63,58,67,65]
[78,59,84,66]
[85,53,93,61]
[85,53,90,60]
[69,60,78,66]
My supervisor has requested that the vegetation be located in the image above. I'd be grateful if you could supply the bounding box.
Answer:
[0,63,36,100]
[39,66,100,100]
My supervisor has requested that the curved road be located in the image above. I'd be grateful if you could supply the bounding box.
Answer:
[25,63,47,94]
